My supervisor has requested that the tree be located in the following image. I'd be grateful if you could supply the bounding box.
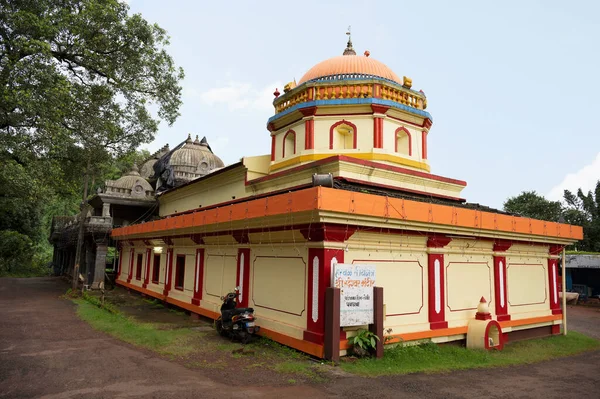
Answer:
[0,0,183,281]
[563,182,600,252]
[503,191,563,222]
[0,0,183,176]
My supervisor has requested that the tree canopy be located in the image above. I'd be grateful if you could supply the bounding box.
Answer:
[503,191,563,222]
[0,0,183,159]
[0,0,183,275]
[504,183,600,252]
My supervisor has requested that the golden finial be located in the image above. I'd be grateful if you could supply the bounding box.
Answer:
[343,25,356,56]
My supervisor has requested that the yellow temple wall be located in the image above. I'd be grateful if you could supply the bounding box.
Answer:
[249,246,308,339]
[505,244,552,318]
[116,242,309,342]
[158,168,247,217]
[444,240,495,326]
[344,233,430,334]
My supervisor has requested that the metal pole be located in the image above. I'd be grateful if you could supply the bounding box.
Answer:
[562,247,567,335]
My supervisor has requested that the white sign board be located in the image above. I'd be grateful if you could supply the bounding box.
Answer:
[333,263,376,327]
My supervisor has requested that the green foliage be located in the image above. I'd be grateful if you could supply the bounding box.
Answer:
[503,191,563,222]
[503,185,600,251]
[82,291,119,314]
[348,329,380,356]
[563,182,600,252]
[1,0,183,151]
[0,230,50,277]
[341,333,600,376]
[0,0,183,258]
[74,299,198,356]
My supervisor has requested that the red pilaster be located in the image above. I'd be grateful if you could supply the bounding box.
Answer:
[236,248,251,308]
[270,135,276,161]
[427,236,451,330]
[163,248,173,296]
[304,118,314,150]
[548,258,561,315]
[493,256,510,321]
[117,246,123,279]
[422,130,428,159]
[304,247,344,345]
[127,248,134,283]
[493,240,512,321]
[192,248,205,305]
[373,117,383,148]
[143,248,151,288]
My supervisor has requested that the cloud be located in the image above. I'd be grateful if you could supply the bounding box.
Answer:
[199,81,282,112]
[547,152,600,201]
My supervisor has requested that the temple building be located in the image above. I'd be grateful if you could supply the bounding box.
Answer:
[49,136,223,288]
[109,37,582,358]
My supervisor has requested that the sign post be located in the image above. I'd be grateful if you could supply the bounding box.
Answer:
[333,263,376,327]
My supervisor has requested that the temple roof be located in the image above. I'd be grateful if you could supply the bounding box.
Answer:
[298,54,401,85]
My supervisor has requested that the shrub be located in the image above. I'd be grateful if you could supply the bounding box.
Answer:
[348,329,380,357]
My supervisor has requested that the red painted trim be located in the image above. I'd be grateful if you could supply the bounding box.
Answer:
[428,253,448,330]
[387,114,433,129]
[117,247,123,279]
[422,130,428,160]
[300,106,317,117]
[192,248,205,304]
[371,104,390,115]
[373,116,383,148]
[551,324,560,334]
[336,177,465,202]
[143,248,151,288]
[395,127,412,156]
[493,240,513,252]
[548,258,561,314]
[163,248,173,296]
[329,120,358,150]
[484,320,504,350]
[305,247,344,345]
[282,129,296,158]
[236,248,251,308]
[248,155,467,187]
[493,256,510,321]
[127,248,134,283]
[427,235,452,248]
[304,118,314,150]
[300,224,357,242]
[271,135,276,161]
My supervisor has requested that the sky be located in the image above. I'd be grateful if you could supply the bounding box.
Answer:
[127,0,600,209]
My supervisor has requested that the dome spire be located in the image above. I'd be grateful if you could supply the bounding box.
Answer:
[343,25,356,56]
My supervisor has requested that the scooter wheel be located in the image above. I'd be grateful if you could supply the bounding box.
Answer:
[215,318,225,336]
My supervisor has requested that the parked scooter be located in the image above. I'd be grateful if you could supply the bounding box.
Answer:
[215,287,259,343]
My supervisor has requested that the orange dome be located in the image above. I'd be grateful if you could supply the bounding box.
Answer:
[298,55,401,85]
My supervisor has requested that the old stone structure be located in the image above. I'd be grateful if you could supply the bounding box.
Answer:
[49,135,223,288]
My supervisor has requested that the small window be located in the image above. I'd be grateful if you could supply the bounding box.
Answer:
[135,254,143,280]
[395,128,412,156]
[283,130,296,158]
[152,254,161,284]
[175,255,185,290]
[329,121,357,150]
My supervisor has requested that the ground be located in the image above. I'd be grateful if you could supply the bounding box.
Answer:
[1,277,600,399]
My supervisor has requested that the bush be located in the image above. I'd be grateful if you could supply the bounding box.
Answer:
[0,230,51,277]
[348,329,380,357]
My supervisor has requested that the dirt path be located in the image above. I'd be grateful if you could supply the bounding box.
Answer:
[1,277,600,399]
[0,278,324,399]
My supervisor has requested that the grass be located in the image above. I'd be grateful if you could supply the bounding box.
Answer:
[74,299,200,357]
[341,332,600,376]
